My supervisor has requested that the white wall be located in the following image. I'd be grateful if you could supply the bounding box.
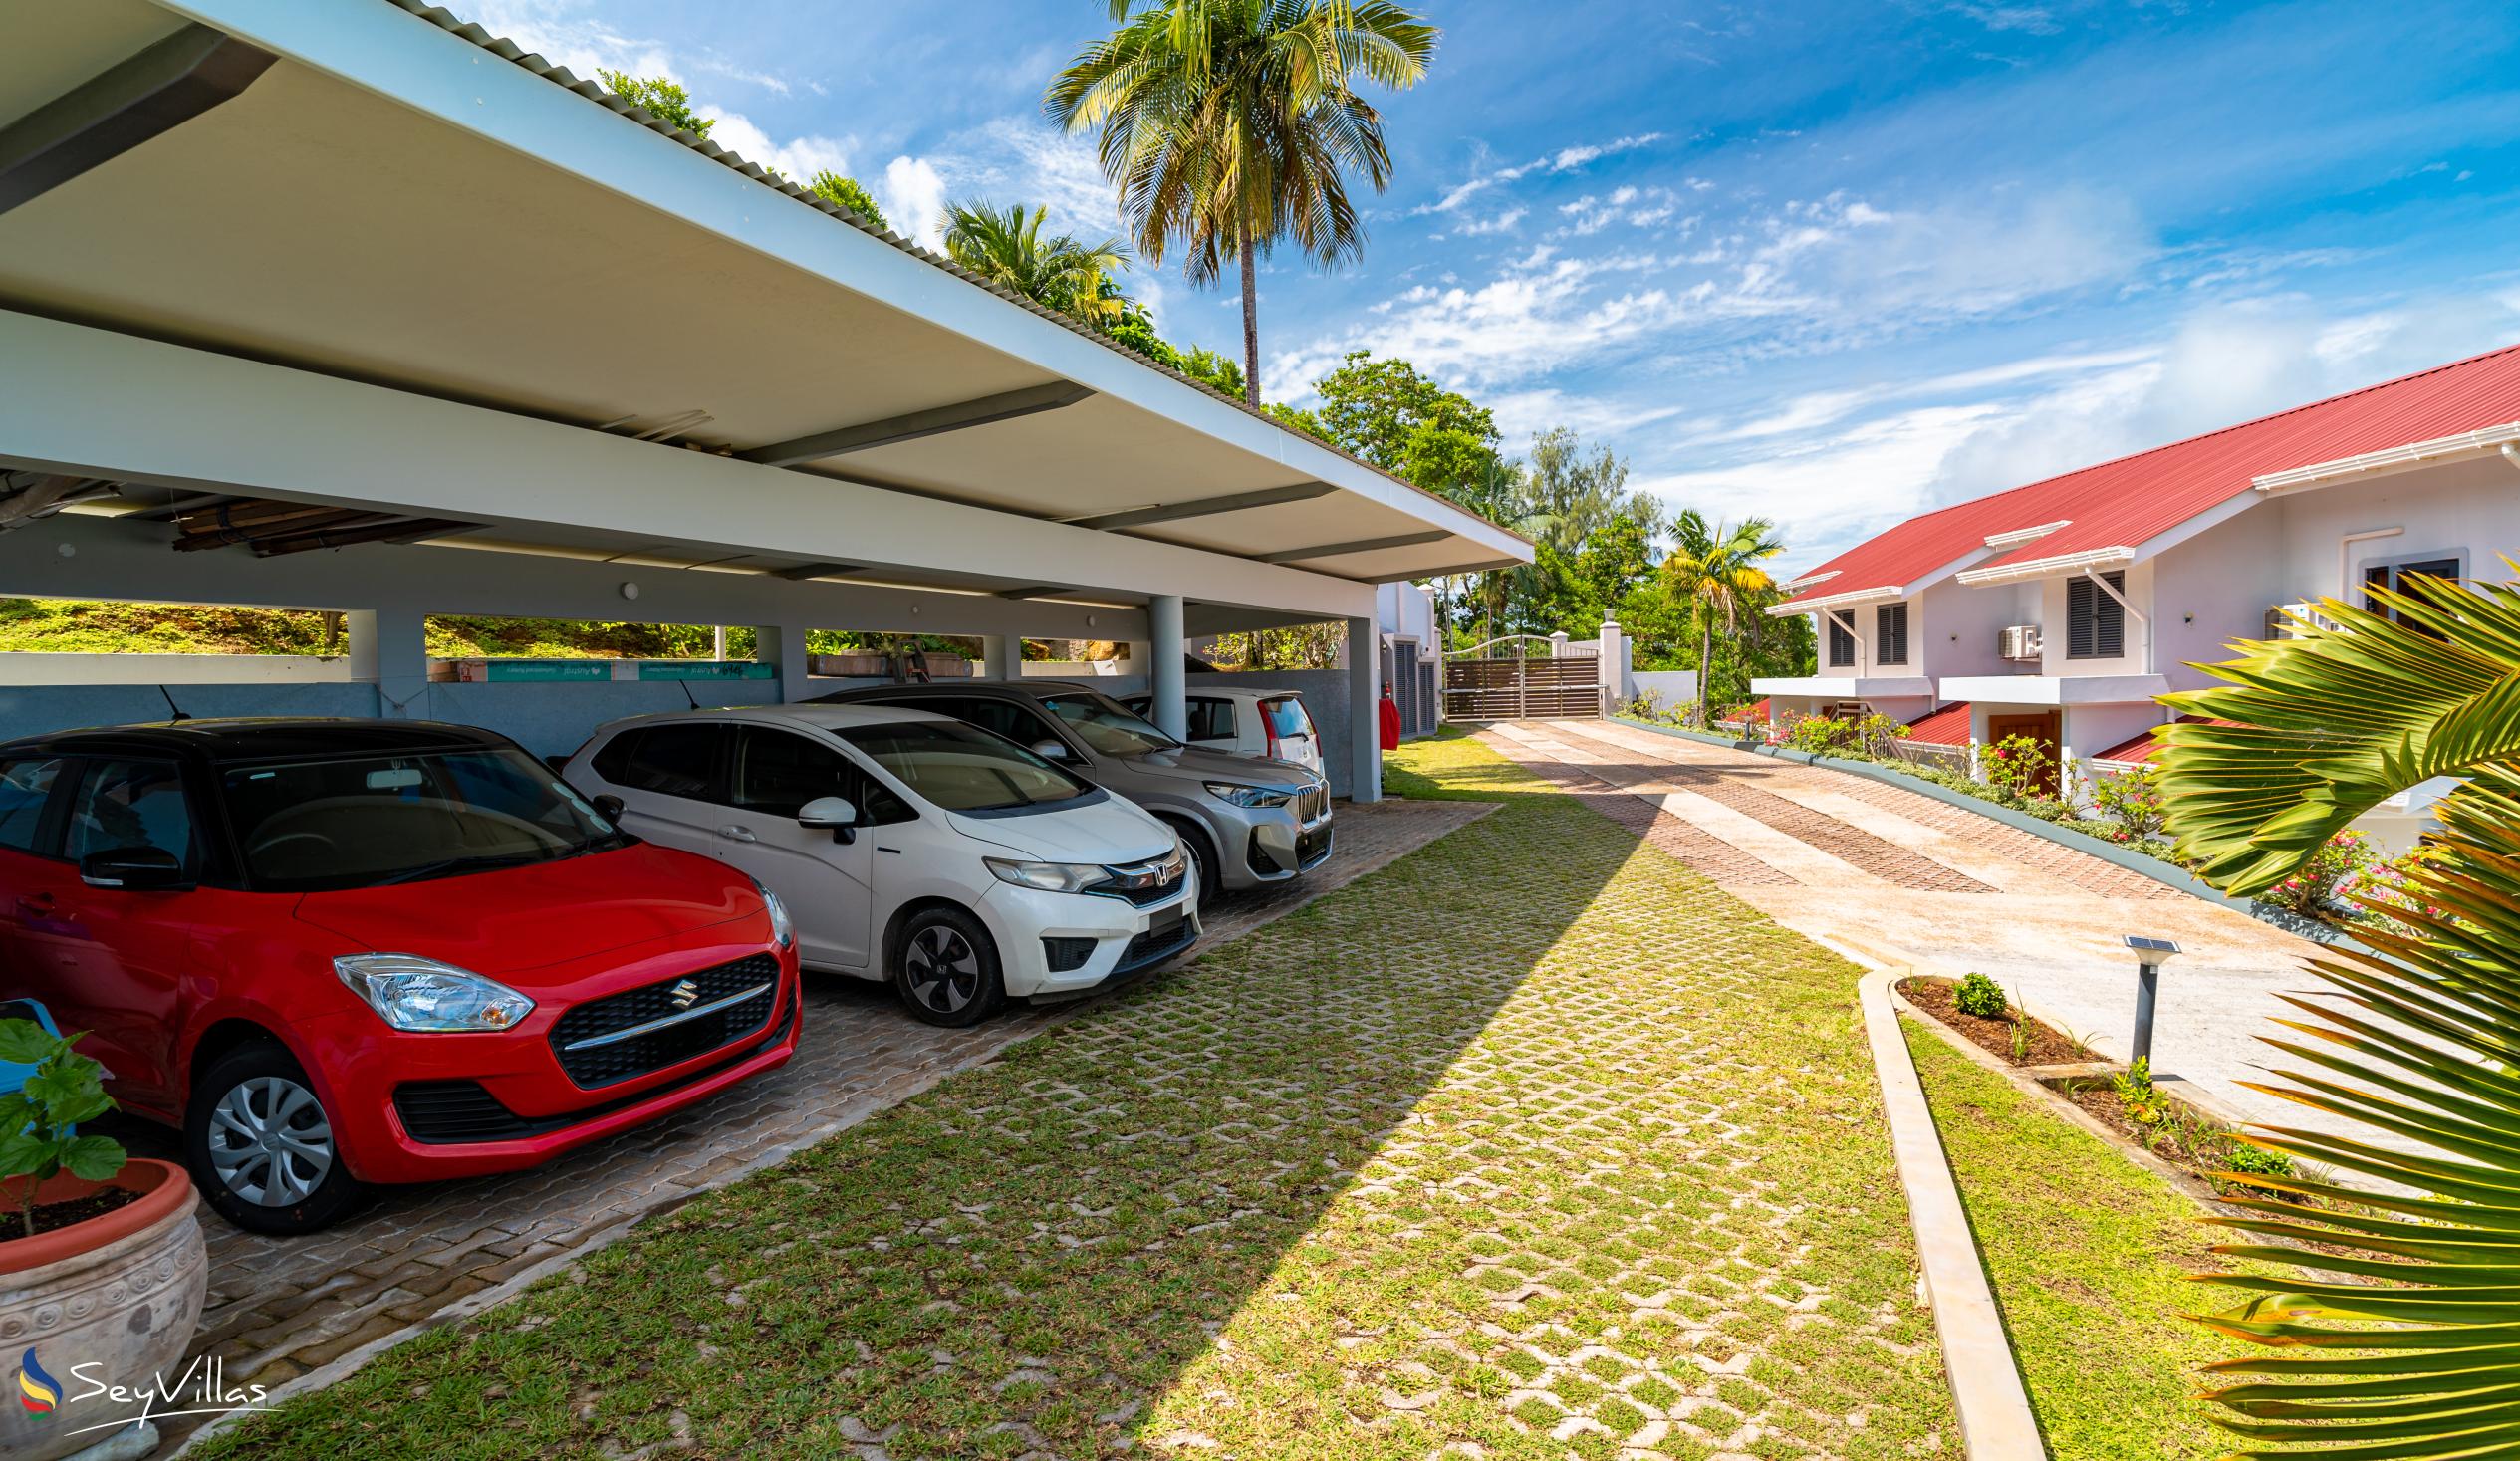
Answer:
[2152,507,2285,694]
[1920,578,2034,681]
[2270,453,2520,602]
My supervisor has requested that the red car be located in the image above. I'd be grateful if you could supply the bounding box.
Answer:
[0,719,801,1234]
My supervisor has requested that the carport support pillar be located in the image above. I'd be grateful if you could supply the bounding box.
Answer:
[1147,594,1186,740]
[754,623,809,703]
[990,632,1024,681]
[1348,614,1382,804]
[346,607,428,719]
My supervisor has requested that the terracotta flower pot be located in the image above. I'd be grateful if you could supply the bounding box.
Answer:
[0,1160,208,1461]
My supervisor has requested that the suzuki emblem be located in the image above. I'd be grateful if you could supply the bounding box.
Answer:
[668,979,702,1010]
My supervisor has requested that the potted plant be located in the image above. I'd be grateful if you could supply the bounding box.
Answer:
[0,1019,207,1461]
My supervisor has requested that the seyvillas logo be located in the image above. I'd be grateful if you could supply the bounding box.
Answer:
[16,1350,59,1414]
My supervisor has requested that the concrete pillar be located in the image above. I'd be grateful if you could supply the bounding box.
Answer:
[754,623,809,702]
[1598,616,1625,714]
[1548,629,1569,657]
[989,632,1024,682]
[1147,595,1185,739]
[346,607,429,719]
[1348,613,1381,804]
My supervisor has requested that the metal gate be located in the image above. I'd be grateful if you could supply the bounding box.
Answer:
[1442,635,1602,719]
[1390,637,1423,732]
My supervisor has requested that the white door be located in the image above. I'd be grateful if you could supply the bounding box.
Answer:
[586,721,731,860]
[722,725,875,970]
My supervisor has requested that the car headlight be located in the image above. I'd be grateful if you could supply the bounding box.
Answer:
[753,879,795,950]
[335,953,535,1033]
[1203,781,1295,809]
[984,856,1109,894]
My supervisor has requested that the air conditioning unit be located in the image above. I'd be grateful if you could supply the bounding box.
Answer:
[1998,624,2042,661]
[2263,602,2342,640]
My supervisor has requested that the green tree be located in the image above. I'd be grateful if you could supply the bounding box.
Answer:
[1663,511,1785,726]
[596,70,712,138]
[1525,427,1658,551]
[1048,0,1437,408]
[2151,570,2520,1454]
[806,170,888,232]
[1311,352,1498,486]
[940,199,1134,328]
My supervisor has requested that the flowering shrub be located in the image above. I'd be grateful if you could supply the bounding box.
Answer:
[2352,843,2462,937]
[1783,713,1856,756]
[2089,763,2166,842]
[2266,829,2381,916]
[1979,733,2056,803]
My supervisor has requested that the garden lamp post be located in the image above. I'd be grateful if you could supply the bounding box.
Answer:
[2121,935,2181,1065]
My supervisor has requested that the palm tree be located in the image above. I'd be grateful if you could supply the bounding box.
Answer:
[1047,0,1437,408]
[2155,567,2520,1455]
[1663,512,1784,726]
[939,200,1134,329]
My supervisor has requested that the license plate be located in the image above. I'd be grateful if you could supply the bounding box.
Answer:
[1147,907,1184,938]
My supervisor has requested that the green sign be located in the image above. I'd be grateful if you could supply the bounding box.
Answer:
[638,661,775,681]
[479,660,612,682]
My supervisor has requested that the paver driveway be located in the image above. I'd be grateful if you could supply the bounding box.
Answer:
[194,731,1948,1460]
[1478,718,2341,1139]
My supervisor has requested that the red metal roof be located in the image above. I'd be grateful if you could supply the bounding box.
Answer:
[1782,342,2520,608]
[2092,716,2235,764]
[1902,702,1971,747]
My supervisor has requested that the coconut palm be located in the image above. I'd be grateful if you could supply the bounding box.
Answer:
[1663,512,1784,726]
[1046,0,1437,408]
[939,199,1134,329]
[2156,566,2520,1456]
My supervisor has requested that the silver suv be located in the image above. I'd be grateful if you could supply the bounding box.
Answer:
[812,681,1332,895]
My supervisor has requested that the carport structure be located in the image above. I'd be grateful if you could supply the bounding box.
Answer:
[0,0,1526,798]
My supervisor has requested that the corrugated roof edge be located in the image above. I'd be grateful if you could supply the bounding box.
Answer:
[378,0,1528,553]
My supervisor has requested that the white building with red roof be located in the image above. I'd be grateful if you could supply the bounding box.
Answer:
[1752,343,2520,834]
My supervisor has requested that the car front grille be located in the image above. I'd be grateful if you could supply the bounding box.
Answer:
[548,953,781,1089]
[1100,849,1188,907]
[1296,784,1329,823]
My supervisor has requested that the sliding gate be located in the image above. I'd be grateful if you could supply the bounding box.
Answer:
[1442,635,1603,720]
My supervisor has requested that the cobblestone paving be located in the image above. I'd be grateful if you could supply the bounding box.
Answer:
[1499,743,1796,887]
[195,732,1948,1461]
[144,795,1487,1451]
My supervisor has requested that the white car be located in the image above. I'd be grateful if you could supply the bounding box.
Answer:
[563,704,1198,1026]
[1122,687,1325,774]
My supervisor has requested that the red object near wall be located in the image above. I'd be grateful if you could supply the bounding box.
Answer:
[1378,692,1401,751]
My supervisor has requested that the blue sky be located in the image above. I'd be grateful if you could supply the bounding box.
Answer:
[469,0,2520,571]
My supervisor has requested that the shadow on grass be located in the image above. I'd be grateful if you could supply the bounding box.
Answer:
[190,730,1943,1460]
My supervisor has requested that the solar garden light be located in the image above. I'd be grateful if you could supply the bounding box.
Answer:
[2122,935,2181,1065]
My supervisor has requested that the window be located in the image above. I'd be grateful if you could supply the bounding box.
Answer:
[0,759,65,854]
[2066,572,2127,660]
[1037,693,1178,758]
[839,721,1093,813]
[66,760,195,868]
[918,696,1054,748]
[1875,604,1909,666]
[1259,697,1314,741]
[593,724,726,801]
[733,727,908,823]
[219,748,618,890]
[2365,556,2463,639]
[1186,699,1236,741]
[1826,615,1856,668]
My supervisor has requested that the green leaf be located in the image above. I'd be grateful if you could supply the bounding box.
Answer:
[0,1130,57,1181]
[57,1135,124,1182]
[0,1019,54,1066]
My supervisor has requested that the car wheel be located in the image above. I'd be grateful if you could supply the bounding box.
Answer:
[1166,819,1220,907]
[184,1042,368,1235]
[891,906,1005,1028]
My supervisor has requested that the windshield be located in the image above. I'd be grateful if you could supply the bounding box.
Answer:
[840,721,1094,813]
[1039,693,1180,759]
[221,748,624,891]
[1260,696,1313,739]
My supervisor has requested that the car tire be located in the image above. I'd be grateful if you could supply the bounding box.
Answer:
[1165,818,1221,907]
[184,1042,368,1235]
[891,905,1006,1028]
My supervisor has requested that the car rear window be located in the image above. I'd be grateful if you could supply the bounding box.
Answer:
[1260,697,1314,739]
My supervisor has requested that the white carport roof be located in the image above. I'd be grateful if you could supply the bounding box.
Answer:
[0,0,1527,630]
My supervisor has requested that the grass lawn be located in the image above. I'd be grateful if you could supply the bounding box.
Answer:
[200,732,1950,1459]
[1903,1024,2249,1459]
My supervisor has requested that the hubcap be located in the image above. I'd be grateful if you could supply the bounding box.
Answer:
[903,925,980,1014]
[207,1075,334,1206]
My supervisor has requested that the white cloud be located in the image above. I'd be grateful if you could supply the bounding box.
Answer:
[697,108,853,186]
[880,156,951,249]
[1456,207,1526,237]
[1418,131,1668,216]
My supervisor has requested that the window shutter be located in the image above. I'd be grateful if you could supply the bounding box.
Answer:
[1875,604,1908,665]
[2095,573,2125,657]
[2066,574,2126,660]
[1827,616,1855,667]
[2066,576,2096,658]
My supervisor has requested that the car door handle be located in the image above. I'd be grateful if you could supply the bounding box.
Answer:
[14,892,53,916]
[717,825,758,844]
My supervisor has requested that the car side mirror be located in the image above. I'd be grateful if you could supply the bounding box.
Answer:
[1029,739,1071,762]
[592,793,626,823]
[798,795,858,843]
[80,847,192,892]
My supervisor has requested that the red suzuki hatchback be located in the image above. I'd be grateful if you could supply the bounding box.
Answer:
[0,718,802,1234]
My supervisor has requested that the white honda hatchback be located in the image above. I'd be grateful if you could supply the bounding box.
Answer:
[564,704,1198,1026]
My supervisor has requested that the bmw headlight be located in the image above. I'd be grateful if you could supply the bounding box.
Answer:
[984,857,1108,894]
[753,879,795,950]
[1203,780,1294,809]
[335,954,535,1033]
